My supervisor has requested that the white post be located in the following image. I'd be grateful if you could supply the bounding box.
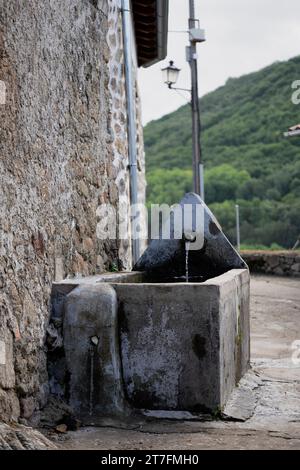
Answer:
[235,204,240,251]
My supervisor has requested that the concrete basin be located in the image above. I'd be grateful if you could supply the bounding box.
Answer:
[49,268,250,416]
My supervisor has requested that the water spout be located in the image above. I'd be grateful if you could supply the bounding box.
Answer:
[184,232,196,283]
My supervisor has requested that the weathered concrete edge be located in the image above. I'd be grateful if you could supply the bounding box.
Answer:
[50,272,144,318]
[220,269,250,407]
[203,268,249,288]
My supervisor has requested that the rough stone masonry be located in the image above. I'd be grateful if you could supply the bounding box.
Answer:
[0,0,145,424]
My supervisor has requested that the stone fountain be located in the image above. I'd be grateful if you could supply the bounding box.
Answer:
[47,193,250,419]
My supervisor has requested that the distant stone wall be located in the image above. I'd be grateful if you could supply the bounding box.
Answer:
[0,0,145,423]
[241,251,300,277]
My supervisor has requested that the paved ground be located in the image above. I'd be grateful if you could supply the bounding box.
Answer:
[55,275,300,450]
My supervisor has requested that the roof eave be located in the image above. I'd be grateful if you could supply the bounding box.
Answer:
[142,0,169,68]
[132,0,169,68]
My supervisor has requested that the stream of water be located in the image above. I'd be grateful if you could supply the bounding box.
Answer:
[185,241,190,283]
[89,347,94,415]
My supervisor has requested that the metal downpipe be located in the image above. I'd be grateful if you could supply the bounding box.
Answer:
[121,0,140,266]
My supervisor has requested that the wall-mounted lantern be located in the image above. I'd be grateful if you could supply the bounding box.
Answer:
[161,61,181,89]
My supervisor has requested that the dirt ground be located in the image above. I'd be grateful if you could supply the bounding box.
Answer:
[54,275,300,450]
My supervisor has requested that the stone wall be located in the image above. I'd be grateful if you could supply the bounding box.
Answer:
[242,251,300,277]
[0,0,145,423]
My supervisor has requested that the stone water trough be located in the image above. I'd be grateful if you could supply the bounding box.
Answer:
[48,194,250,419]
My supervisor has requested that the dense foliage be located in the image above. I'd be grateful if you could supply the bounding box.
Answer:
[144,56,300,248]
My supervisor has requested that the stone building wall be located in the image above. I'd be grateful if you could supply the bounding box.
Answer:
[0,0,145,423]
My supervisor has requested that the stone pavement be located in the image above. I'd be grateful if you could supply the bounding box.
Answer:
[53,275,300,450]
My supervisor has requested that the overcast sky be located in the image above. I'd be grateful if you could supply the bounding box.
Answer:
[138,0,300,125]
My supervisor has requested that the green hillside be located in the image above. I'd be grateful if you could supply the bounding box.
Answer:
[144,56,300,248]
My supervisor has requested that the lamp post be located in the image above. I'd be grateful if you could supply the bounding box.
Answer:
[188,0,205,200]
[162,2,205,200]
